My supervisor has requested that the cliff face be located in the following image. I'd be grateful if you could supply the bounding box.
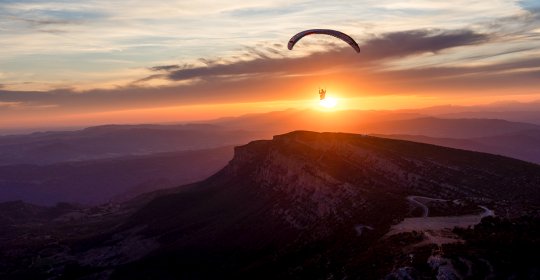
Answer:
[225,133,406,231]
[225,131,540,221]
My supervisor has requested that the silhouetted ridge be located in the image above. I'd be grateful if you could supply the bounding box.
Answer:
[226,131,540,204]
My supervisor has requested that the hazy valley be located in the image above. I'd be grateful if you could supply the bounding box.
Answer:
[3,109,540,206]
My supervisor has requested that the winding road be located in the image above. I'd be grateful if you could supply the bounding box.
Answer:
[407,196,449,217]
[387,195,496,237]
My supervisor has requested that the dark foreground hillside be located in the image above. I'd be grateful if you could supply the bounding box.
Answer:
[1,131,539,279]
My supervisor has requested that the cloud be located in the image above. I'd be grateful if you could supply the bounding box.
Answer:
[1,0,534,93]
[0,25,538,126]
[12,17,75,26]
[365,29,487,57]
[0,101,21,108]
[38,29,69,34]
[149,65,181,71]
[375,57,540,88]
[143,29,488,83]
[1,28,525,107]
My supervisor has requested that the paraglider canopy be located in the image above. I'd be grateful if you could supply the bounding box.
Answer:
[288,29,360,53]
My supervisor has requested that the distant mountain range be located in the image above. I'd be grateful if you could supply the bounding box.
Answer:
[3,112,540,206]
[0,123,265,165]
[402,100,540,124]
[211,109,540,163]
[377,129,540,164]
[0,146,234,205]
[2,131,538,279]
[363,117,540,138]
[210,108,540,137]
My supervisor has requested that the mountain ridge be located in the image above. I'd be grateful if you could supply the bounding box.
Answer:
[110,131,540,278]
[2,131,540,279]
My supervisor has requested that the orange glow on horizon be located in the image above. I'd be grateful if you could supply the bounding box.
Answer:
[3,90,540,131]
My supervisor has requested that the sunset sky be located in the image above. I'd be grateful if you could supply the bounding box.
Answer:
[1,0,539,130]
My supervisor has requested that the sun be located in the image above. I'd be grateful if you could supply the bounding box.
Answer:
[319,97,338,109]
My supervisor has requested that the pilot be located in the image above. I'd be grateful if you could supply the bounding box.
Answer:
[319,88,326,100]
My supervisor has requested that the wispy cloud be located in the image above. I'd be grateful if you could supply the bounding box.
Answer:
[140,29,488,83]
[0,0,534,91]
[2,28,537,112]
[9,16,77,26]
[0,101,21,108]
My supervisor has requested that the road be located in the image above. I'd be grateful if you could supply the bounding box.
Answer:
[387,196,495,238]
[407,196,449,217]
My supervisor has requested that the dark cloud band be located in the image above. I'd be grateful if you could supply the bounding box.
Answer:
[147,29,488,82]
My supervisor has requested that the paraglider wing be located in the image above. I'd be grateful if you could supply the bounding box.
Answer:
[288,29,360,53]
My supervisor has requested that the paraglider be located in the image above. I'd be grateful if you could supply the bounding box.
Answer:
[287,29,360,53]
[287,29,360,101]
[318,88,326,100]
